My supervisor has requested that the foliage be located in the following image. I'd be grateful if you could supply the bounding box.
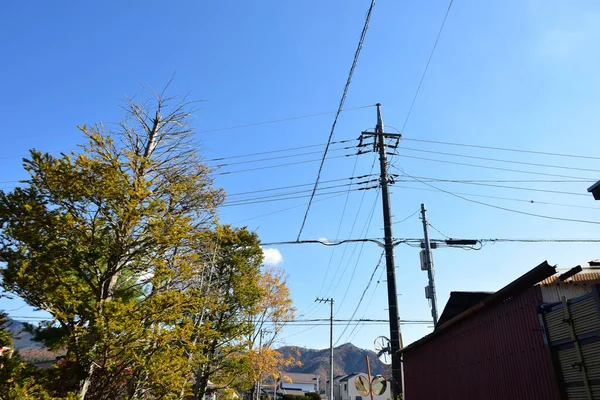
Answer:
[304,392,321,400]
[0,89,294,399]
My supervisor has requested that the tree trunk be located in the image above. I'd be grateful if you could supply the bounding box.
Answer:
[78,362,96,399]
[192,366,210,400]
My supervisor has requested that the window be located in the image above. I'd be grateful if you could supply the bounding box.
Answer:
[343,383,347,393]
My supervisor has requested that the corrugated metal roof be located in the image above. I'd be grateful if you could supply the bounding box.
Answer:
[539,271,600,286]
[437,291,493,326]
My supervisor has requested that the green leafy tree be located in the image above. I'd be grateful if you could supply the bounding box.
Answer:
[0,90,224,398]
[0,88,296,400]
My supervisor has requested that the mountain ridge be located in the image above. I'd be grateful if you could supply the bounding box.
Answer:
[278,343,390,387]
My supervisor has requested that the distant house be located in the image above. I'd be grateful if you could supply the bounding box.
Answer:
[280,372,319,393]
[327,373,390,400]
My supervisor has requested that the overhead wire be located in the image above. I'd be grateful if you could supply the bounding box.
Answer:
[300,155,379,320]
[397,146,600,173]
[298,155,362,318]
[319,155,378,297]
[393,153,595,180]
[229,192,350,225]
[334,187,381,315]
[221,186,378,207]
[296,0,377,241]
[223,180,377,205]
[206,139,354,162]
[392,176,592,197]
[334,251,385,346]
[401,0,455,133]
[347,266,386,343]
[391,165,600,225]
[215,152,357,176]
[402,137,600,161]
[208,144,354,168]
[390,184,600,211]
[197,105,374,134]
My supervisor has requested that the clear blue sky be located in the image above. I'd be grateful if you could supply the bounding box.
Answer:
[2,0,600,353]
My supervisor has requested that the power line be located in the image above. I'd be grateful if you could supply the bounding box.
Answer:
[391,165,600,225]
[347,266,386,343]
[394,153,594,180]
[229,192,349,225]
[320,157,379,299]
[226,175,378,198]
[221,186,377,208]
[215,153,357,176]
[315,157,365,300]
[261,237,600,247]
[197,105,374,134]
[402,137,600,161]
[401,0,454,133]
[208,144,353,168]
[397,146,600,173]
[388,183,600,211]
[335,251,385,346]
[334,188,381,315]
[392,175,592,197]
[394,208,420,225]
[206,139,354,162]
[480,238,600,244]
[224,180,375,205]
[297,0,377,241]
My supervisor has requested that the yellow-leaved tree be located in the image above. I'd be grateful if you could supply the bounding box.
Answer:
[0,87,295,400]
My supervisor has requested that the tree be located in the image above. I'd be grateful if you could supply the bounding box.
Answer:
[0,89,224,398]
[245,266,298,399]
[0,87,296,399]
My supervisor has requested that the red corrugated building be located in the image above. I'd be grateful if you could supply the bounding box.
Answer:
[402,261,562,400]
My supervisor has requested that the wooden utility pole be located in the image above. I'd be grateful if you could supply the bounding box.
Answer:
[358,104,403,398]
[420,203,438,325]
[316,297,334,400]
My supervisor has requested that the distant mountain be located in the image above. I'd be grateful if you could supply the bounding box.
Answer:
[4,317,62,363]
[278,343,390,387]
[5,317,39,349]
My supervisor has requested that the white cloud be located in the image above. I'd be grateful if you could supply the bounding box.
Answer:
[262,248,283,266]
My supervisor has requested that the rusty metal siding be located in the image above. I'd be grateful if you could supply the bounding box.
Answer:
[403,286,560,400]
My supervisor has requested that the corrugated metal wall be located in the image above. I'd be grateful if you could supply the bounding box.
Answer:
[403,286,561,400]
[539,288,600,399]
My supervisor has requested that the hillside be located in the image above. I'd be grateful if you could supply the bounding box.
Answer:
[5,317,63,363]
[278,343,390,387]
[5,317,39,349]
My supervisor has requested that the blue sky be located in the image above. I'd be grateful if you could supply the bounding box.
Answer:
[1,0,600,353]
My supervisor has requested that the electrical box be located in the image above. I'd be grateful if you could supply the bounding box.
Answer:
[420,250,427,270]
[425,285,432,299]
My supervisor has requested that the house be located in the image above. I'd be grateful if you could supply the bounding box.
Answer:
[401,260,600,400]
[327,372,390,400]
[280,372,319,393]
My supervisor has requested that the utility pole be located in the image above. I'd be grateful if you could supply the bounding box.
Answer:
[420,203,438,326]
[358,103,403,398]
[316,297,334,400]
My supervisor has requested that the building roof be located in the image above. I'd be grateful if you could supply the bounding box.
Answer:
[282,389,305,396]
[339,373,362,382]
[539,261,600,286]
[281,372,318,384]
[437,291,493,326]
[402,261,557,353]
